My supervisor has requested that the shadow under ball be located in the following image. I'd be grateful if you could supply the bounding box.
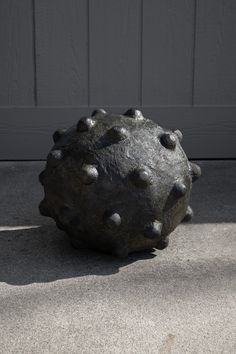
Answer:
[39,109,201,257]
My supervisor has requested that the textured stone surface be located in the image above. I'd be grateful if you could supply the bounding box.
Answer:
[39,109,201,256]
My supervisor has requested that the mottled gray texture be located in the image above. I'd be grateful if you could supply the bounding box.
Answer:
[39,110,201,257]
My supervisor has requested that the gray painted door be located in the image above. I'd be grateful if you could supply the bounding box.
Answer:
[0,0,235,159]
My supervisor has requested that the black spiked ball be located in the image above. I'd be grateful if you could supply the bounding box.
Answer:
[39,109,200,257]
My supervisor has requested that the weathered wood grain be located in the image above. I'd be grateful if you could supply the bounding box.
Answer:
[34,0,88,105]
[0,0,34,106]
[194,0,236,104]
[89,0,141,106]
[0,0,236,160]
[142,0,195,105]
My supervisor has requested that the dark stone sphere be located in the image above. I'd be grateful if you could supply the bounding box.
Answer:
[39,109,201,257]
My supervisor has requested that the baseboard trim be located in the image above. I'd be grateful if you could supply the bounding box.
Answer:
[0,106,235,159]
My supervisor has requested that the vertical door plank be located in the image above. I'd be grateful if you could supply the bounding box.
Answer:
[194,0,236,105]
[0,0,34,106]
[90,0,141,107]
[35,0,88,106]
[142,0,195,105]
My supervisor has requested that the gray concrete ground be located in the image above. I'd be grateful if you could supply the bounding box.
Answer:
[0,161,235,354]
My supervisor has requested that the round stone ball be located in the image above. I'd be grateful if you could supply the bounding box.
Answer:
[39,109,201,257]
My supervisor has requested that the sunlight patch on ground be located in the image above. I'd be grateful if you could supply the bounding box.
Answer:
[0,225,41,232]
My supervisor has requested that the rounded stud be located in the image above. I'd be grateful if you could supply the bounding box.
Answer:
[173,181,187,198]
[130,168,151,188]
[156,237,169,250]
[104,212,121,228]
[144,220,162,239]
[107,126,129,143]
[39,199,51,217]
[182,206,193,222]
[77,116,96,132]
[53,129,67,143]
[160,132,177,150]
[124,108,144,120]
[47,149,63,167]
[174,129,183,142]
[91,108,106,117]
[80,164,98,185]
[189,162,201,182]
[38,170,45,185]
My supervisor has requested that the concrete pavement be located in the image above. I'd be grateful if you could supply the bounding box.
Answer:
[0,161,235,353]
